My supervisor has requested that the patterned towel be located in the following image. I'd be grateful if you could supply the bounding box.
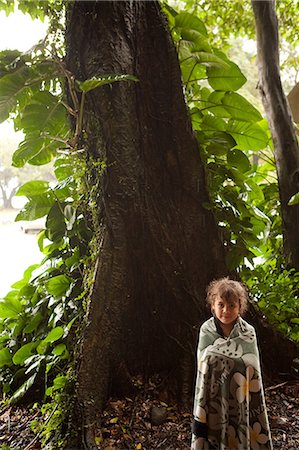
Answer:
[191,317,273,450]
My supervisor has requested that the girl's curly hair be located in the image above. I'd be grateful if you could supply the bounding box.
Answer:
[206,277,249,316]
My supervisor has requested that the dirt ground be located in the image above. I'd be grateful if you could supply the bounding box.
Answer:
[0,378,298,449]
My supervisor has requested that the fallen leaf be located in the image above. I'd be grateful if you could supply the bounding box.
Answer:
[110,417,119,424]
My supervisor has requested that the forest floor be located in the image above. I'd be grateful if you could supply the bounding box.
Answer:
[0,377,298,450]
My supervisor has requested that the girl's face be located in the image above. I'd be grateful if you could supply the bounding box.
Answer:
[212,295,240,326]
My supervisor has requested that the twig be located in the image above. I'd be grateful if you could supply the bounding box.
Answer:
[265,381,288,391]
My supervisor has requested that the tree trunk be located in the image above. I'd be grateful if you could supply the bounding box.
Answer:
[64,1,298,447]
[0,184,11,209]
[252,0,299,270]
[65,1,226,446]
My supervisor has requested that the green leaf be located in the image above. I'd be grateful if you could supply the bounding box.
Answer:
[180,29,211,53]
[227,149,251,172]
[15,180,50,198]
[0,348,12,368]
[52,343,67,356]
[206,132,236,155]
[11,264,40,289]
[23,313,43,334]
[288,192,299,206]
[191,51,229,69]
[77,74,138,93]
[53,375,67,390]
[54,156,74,181]
[46,202,66,242]
[0,49,22,76]
[201,115,226,132]
[221,92,263,122]
[207,51,246,91]
[45,275,72,297]
[10,373,37,404]
[0,65,29,122]
[12,135,59,167]
[20,91,69,137]
[225,245,246,270]
[43,326,64,343]
[13,342,36,365]
[226,120,269,150]
[0,296,22,319]
[15,193,55,221]
[175,12,208,36]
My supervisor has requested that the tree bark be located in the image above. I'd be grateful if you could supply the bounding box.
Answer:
[252,0,299,270]
[64,1,298,447]
[64,1,227,446]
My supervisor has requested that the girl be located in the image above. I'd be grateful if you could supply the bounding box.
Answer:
[191,278,273,450]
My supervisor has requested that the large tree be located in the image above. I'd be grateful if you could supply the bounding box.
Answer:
[65,1,227,446]
[63,1,298,448]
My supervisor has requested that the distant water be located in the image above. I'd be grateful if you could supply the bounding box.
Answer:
[0,209,43,298]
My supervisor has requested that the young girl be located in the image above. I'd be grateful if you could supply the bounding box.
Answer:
[191,278,273,450]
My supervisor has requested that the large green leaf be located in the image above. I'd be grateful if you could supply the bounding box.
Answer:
[54,156,74,182]
[206,132,236,155]
[0,65,30,122]
[15,180,50,198]
[227,149,251,172]
[46,202,66,242]
[201,115,226,132]
[12,135,59,167]
[0,295,22,319]
[288,192,299,206]
[45,275,72,297]
[20,91,69,137]
[207,91,230,118]
[0,348,12,368]
[0,50,22,76]
[190,51,229,69]
[13,342,37,365]
[175,12,208,36]
[77,74,138,93]
[43,326,64,343]
[221,92,263,122]
[180,29,211,53]
[23,313,43,334]
[207,51,246,91]
[15,193,55,221]
[226,120,269,150]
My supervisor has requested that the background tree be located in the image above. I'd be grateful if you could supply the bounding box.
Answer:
[252,0,299,271]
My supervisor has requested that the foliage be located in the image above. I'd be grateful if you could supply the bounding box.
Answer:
[243,265,299,342]
[0,155,93,402]
[164,7,272,270]
[172,0,299,49]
